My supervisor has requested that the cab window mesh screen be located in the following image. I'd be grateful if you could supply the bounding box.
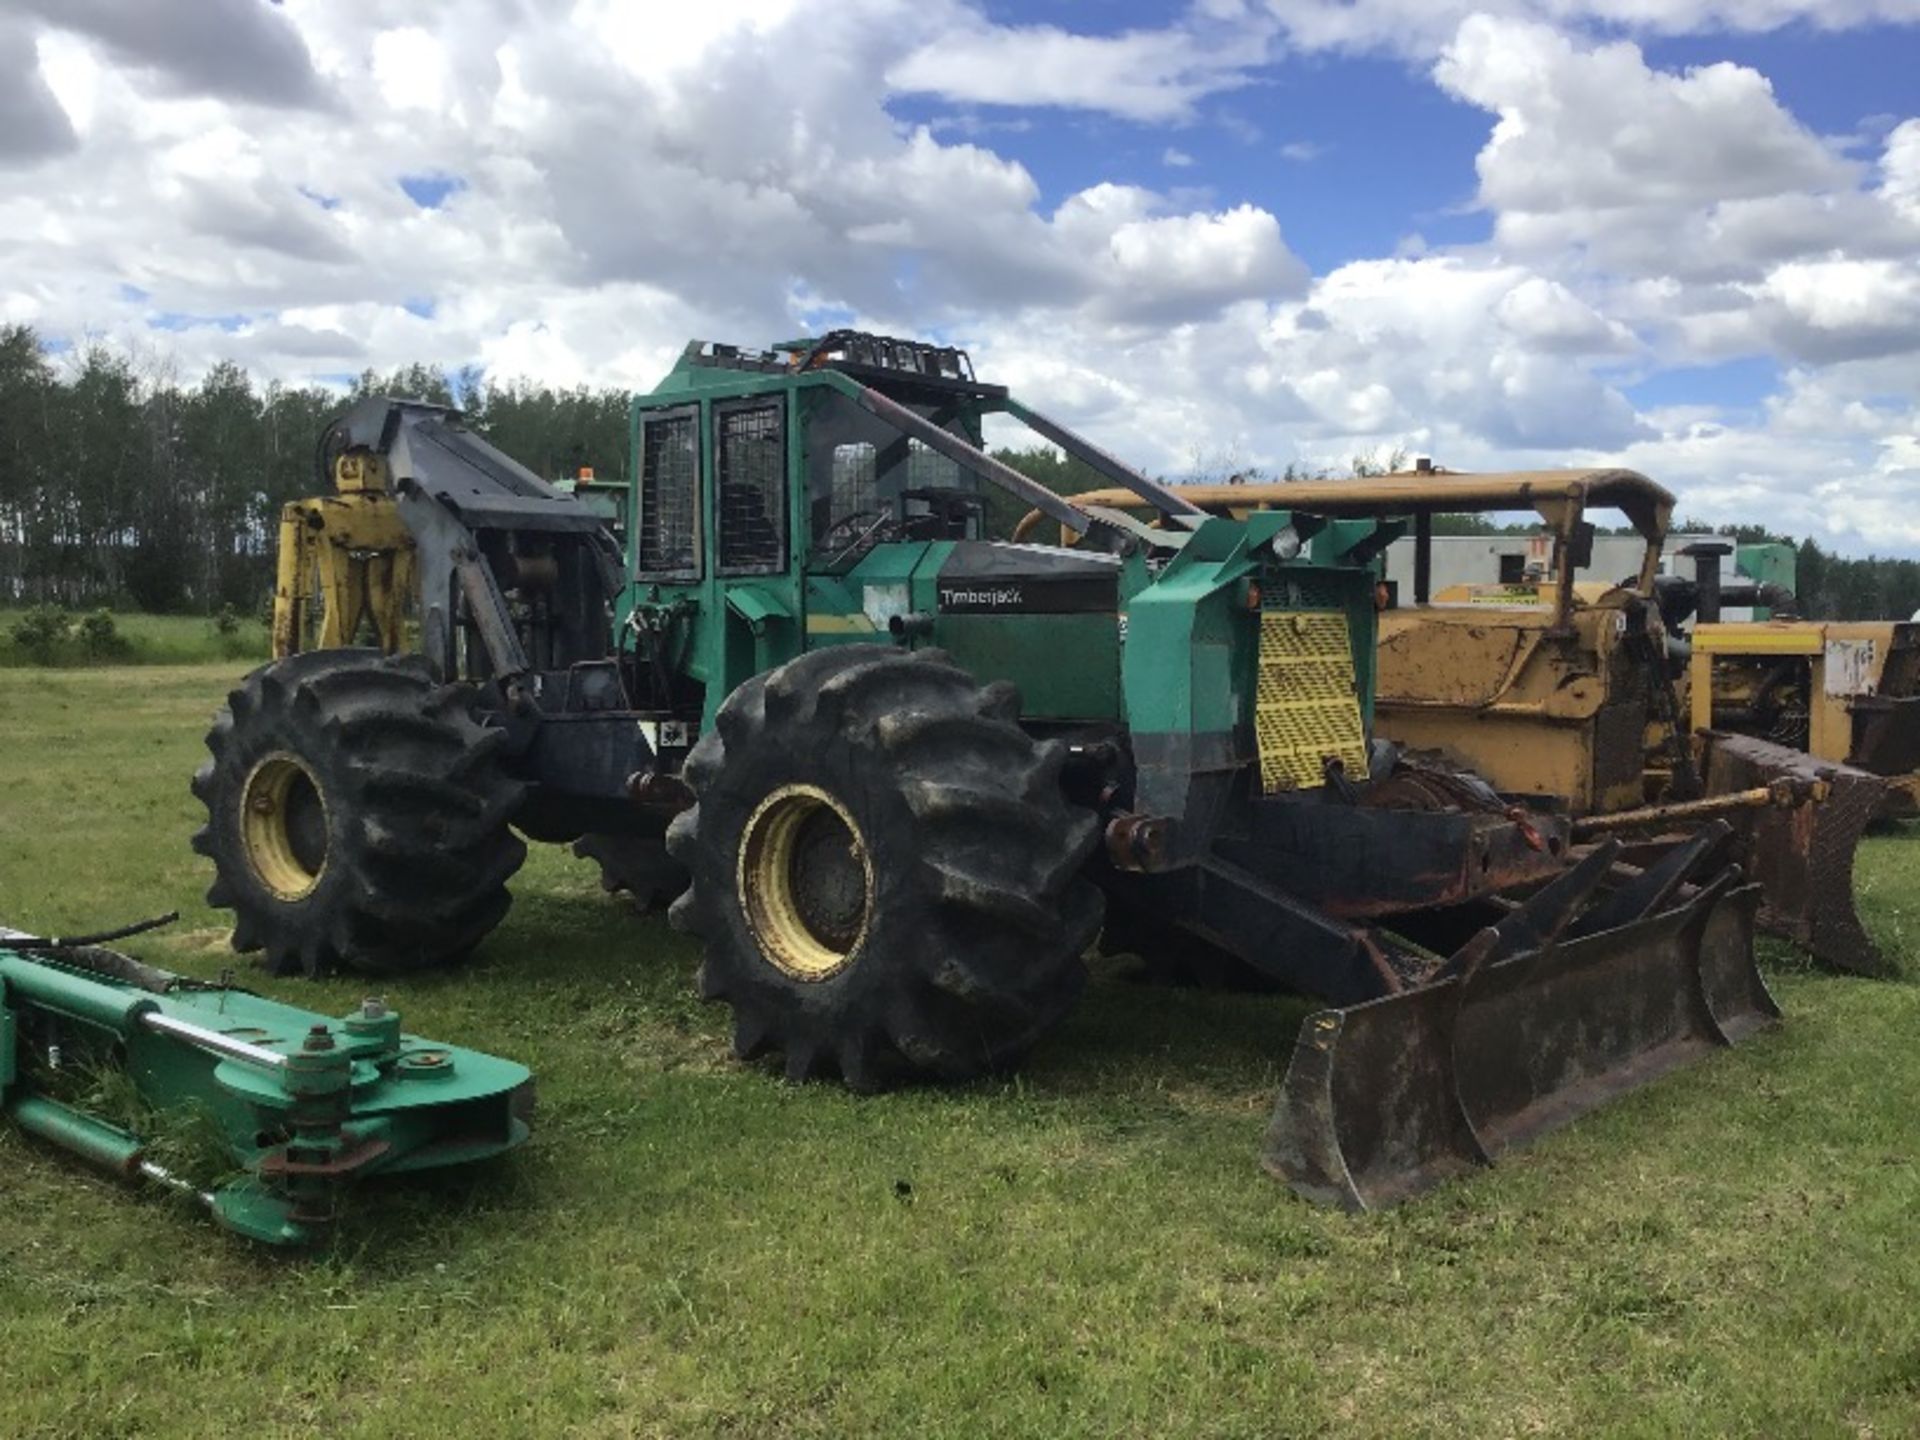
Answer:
[639,412,698,576]
[831,442,876,523]
[717,405,784,572]
[906,438,960,490]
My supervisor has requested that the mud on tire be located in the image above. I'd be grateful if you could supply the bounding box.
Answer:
[667,645,1104,1090]
[191,649,526,977]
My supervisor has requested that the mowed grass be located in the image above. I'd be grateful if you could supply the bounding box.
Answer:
[1,666,1919,1439]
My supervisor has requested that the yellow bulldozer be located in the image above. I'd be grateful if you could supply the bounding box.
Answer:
[1669,542,1920,819]
[1019,468,1908,975]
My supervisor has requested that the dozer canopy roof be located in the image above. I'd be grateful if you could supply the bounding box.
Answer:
[1019,468,1674,545]
[1014,467,1675,620]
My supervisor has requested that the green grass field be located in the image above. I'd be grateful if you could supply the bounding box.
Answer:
[1,665,1917,1438]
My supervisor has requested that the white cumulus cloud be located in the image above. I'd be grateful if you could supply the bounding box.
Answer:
[0,1,1914,553]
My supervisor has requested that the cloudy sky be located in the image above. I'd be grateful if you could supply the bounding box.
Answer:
[4,1,1919,553]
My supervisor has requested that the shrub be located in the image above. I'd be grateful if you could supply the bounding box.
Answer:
[77,608,129,662]
[9,605,70,664]
[214,603,243,637]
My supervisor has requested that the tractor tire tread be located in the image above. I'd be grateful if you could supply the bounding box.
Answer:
[669,644,1101,1089]
[192,648,523,978]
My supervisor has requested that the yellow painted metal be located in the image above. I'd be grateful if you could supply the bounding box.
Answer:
[1256,611,1370,792]
[803,613,879,635]
[1430,579,1629,610]
[270,492,414,659]
[239,753,327,901]
[736,784,872,981]
[1571,784,1790,837]
[333,452,390,495]
[1692,625,1824,657]
[1374,599,1651,812]
[1688,619,1912,770]
[1014,467,1674,545]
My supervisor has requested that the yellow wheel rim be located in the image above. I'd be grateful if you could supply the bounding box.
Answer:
[240,753,329,901]
[737,783,873,982]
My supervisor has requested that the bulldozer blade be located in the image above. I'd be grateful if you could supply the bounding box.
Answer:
[1264,877,1775,1211]
[1702,732,1891,976]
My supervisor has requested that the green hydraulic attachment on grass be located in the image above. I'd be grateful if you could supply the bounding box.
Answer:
[0,924,532,1245]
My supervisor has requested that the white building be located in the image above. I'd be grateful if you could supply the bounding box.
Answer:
[1380,531,1723,597]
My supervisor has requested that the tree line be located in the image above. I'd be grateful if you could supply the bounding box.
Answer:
[1,325,1913,622]
[0,326,628,613]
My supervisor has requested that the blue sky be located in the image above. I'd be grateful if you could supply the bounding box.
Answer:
[881,11,1920,451]
[893,53,1494,269]
[2,1,1917,552]
[897,17,1915,269]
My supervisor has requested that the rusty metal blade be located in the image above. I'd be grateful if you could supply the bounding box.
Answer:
[1850,693,1920,778]
[1263,880,1776,1211]
[1702,732,1891,976]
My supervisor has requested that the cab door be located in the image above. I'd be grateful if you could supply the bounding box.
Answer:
[710,395,802,701]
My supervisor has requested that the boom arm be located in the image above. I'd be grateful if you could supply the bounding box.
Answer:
[311,397,626,684]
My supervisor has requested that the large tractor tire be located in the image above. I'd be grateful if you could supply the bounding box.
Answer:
[571,833,687,912]
[667,645,1103,1090]
[191,649,526,978]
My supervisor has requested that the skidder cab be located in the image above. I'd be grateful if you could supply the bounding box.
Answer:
[194,330,1780,1209]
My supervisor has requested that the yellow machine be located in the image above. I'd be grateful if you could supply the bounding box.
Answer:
[1689,621,1920,817]
[1365,471,1673,817]
[1029,470,1684,815]
[270,446,413,658]
[1027,468,1897,973]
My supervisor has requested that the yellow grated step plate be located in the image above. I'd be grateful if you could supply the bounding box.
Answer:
[1257,610,1369,792]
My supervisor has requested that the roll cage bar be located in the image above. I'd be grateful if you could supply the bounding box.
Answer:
[1016,468,1676,629]
[670,331,1207,555]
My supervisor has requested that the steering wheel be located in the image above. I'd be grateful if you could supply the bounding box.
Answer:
[819,509,888,554]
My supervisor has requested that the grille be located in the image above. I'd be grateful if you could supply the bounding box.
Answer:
[717,404,784,572]
[1256,610,1370,792]
[1268,573,1354,611]
[638,411,698,576]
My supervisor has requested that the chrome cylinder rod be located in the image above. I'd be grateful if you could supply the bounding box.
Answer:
[140,1011,289,1069]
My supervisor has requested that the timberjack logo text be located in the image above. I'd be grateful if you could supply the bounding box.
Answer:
[939,586,1024,609]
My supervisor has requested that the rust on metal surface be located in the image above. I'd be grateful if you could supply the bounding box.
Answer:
[627,768,696,812]
[1265,842,1777,1211]
[256,1134,393,1182]
[1569,781,1814,837]
[1702,732,1891,976]
[1851,693,1920,777]
[1104,812,1172,872]
[1306,810,1573,920]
